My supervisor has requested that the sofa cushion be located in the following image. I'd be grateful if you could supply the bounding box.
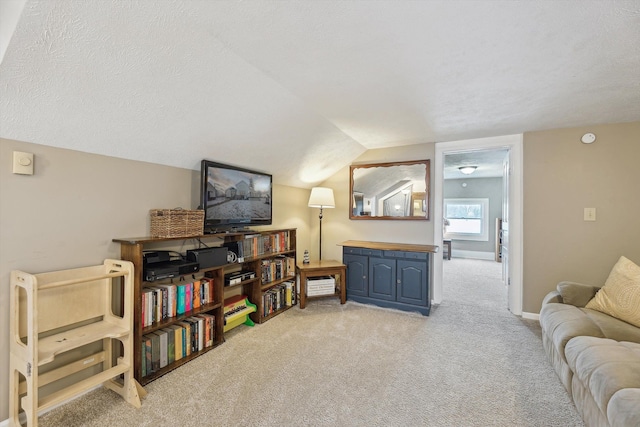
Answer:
[565,337,640,421]
[540,303,640,364]
[608,388,640,427]
[583,308,640,343]
[586,256,640,327]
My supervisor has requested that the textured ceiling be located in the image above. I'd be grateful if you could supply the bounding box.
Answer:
[1,0,639,188]
[444,149,509,180]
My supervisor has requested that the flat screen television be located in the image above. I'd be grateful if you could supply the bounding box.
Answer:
[200,160,272,232]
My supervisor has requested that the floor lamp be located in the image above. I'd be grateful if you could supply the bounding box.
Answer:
[308,187,335,260]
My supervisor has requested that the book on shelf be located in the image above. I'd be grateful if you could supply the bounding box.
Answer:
[285,281,294,306]
[182,318,198,354]
[149,332,160,372]
[176,321,191,356]
[185,283,192,312]
[155,284,177,318]
[152,330,168,369]
[262,281,296,316]
[193,280,201,309]
[190,317,200,352]
[177,284,186,315]
[168,324,184,361]
[186,316,204,352]
[201,277,215,304]
[195,313,216,347]
[140,335,151,376]
[161,328,176,365]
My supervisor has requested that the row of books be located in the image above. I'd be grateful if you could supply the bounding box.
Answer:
[225,231,293,261]
[141,314,215,377]
[141,278,215,328]
[260,256,296,284]
[255,230,292,254]
[262,281,296,317]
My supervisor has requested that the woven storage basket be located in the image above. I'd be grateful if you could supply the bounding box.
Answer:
[149,208,204,238]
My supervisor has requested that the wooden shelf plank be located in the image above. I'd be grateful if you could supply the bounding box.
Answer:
[38,321,129,366]
[36,364,131,412]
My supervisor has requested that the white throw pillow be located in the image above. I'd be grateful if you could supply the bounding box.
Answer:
[586,256,640,327]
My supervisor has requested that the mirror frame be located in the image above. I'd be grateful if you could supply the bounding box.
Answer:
[349,159,430,221]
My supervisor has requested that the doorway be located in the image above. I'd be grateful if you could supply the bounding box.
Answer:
[433,135,523,315]
[442,148,509,307]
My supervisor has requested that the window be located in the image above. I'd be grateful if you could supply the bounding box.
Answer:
[444,198,489,241]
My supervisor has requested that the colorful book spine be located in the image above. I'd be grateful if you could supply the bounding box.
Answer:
[168,324,183,361]
[193,280,201,309]
[185,283,192,312]
[162,328,175,365]
[177,284,186,315]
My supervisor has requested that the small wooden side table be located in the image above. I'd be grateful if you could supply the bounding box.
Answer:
[297,260,346,309]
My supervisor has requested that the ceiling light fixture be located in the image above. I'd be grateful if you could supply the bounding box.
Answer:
[459,166,477,175]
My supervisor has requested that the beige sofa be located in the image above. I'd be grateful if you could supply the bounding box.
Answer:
[540,281,640,427]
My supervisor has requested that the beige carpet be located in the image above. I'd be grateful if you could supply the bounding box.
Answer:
[38,258,583,426]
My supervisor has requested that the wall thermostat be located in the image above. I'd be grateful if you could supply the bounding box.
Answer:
[13,151,34,175]
[581,133,596,144]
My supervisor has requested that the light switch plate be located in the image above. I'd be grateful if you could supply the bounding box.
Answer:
[584,208,596,221]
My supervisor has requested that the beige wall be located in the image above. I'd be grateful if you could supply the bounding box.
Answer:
[317,143,436,263]
[522,121,640,313]
[0,138,310,421]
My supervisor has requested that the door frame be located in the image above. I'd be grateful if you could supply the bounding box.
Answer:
[433,134,523,315]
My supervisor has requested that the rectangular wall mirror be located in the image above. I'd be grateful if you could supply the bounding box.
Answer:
[349,160,430,220]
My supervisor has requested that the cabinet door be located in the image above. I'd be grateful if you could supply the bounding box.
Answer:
[344,254,368,297]
[397,259,428,305]
[369,257,396,301]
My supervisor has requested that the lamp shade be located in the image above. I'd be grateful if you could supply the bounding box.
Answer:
[308,187,335,208]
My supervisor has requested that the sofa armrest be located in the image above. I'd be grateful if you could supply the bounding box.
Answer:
[542,290,563,305]
[556,281,601,307]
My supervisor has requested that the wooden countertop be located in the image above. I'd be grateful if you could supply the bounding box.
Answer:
[339,240,439,253]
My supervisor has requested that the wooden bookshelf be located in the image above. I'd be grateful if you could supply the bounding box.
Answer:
[113,228,297,385]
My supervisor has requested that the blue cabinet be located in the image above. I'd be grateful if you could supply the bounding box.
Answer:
[342,242,434,316]
[344,253,367,297]
[369,257,396,301]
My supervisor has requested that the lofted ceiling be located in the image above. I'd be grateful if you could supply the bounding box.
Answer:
[1,0,639,188]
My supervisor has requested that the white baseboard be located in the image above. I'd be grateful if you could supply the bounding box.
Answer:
[522,311,540,321]
[452,250,496,261]
[0,418,8,427]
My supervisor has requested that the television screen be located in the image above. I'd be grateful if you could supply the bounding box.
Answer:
[200,160,272,231]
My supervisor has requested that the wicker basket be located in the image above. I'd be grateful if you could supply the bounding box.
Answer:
[149,208,204,238]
